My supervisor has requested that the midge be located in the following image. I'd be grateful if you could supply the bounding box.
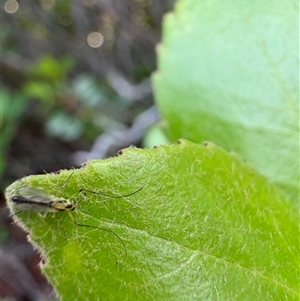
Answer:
[9,183,143,213]
[10,186,77,213]
[8,181,143,255]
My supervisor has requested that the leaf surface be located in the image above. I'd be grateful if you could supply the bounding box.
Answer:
[153,0,299,203]
[5,140,299,300]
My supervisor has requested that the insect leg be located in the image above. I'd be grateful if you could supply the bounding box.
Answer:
[73,220,127,256]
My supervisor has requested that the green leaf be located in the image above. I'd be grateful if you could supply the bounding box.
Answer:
[143,123,170,149]
[28,55,73,83]
[5,140,299,300]
[153,0,299,204]
[22,81,56,104]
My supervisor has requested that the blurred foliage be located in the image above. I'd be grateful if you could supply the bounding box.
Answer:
[27,55,73,84]
[0,88,27,174]
[1,0,173,182]
[23,55,73,104]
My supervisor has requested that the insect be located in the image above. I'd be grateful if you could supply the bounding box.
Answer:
[8,180,143,255]
[10,186,77,213]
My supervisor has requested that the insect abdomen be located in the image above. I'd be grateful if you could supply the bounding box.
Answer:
[11,195,56,212]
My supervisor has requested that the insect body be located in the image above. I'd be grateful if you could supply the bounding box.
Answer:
[9,186,76,213]
[7,180,143,256]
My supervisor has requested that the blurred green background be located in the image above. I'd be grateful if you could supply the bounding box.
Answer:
[0,1,173,300]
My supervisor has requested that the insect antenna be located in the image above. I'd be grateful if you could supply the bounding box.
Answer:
[78,186,143,199]
[73,220,127,256]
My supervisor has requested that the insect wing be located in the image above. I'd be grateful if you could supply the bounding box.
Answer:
[11,186,56,213]
[18,186,51,200]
